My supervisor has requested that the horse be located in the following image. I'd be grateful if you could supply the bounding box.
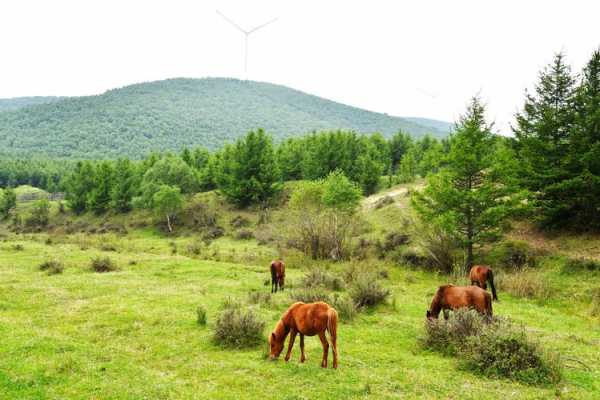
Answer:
[469,265,498,301]
[426,285,493,320]
[268,301,338,369]
[270,260,285,293]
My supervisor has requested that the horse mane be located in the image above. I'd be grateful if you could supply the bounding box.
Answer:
[429,285,454,316]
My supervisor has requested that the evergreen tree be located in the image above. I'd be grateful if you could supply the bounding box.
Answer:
[111,159,137,213]
[216,129,281,207]
[65,161,96,214]
[88,162,114,215]
[389,131,413,173]
[413,97,521,269]
[0,188,17,219]
[514,52,578,228]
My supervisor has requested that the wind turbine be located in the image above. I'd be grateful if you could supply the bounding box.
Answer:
[216,10,278,80]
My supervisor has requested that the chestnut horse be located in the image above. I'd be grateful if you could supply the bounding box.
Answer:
[426,285,492,320]
[270,260,285,293]
[469,265,498,301]
[269,302,338,368]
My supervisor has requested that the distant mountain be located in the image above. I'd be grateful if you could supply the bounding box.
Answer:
[0,78,452,158]
[0,96,64,112]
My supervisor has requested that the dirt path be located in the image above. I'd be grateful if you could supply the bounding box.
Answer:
[362,186,409,209]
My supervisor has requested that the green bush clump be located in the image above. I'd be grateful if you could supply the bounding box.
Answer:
[213,306,265,348]
[423,309,561,385]
[301,268,345,291]
[562,257,600,273]
[348,273,390,308]
[196,305,207,326]
[331,293,358,321]
[488,240,537,270]
[290,287,331,304]
[39,260,64,275]
[247,291,272,306]
[90,256,118,273]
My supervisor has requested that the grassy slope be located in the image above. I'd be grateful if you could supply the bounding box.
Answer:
[1,196,599,399]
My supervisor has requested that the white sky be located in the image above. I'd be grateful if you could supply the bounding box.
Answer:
[1,0,598,133]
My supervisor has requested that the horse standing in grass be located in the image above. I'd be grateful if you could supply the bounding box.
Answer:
[469,265,498,301]
[426,285,493,320]
[270,260,285,293]
[269,302,338,369]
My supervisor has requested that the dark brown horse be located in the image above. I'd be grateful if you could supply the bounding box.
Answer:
[426,285,493,320]
[469,265,498,301]
[270,260,285,293]
[269,301,338,368]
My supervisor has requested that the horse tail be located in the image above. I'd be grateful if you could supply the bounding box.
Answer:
[327,307,338,342]
[488,269,498,301]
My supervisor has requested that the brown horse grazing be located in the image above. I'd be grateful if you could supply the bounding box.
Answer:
[270,260,285,293]
[469,265,498,301]
[426,285,493,320]
[269,302,338,368]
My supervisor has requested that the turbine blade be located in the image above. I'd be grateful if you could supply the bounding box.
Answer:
[216,10,247,34]
[247,18,278,34]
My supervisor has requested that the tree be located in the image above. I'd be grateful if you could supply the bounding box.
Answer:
[514,52,577,227]
[0,188,17,219]
[111,159,137,213]
[389,131,413,173]
[413,97,522,269]
[26,197,50,227]
[141,155,197,206]
[65,161,96,214]
[88,161,114,215]
[216,129,281,207]
[153,185,183,233]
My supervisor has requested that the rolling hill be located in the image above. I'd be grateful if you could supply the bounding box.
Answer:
[0,78,452,159]
[0,96,64,112]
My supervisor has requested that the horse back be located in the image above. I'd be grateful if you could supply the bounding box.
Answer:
[289,302,331,336]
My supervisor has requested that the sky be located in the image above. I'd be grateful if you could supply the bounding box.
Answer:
[1,0,599,133]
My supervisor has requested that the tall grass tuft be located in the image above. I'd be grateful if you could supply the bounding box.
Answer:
[213,305,265,348]
[90,256,118,273]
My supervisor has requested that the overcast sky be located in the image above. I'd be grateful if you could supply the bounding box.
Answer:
[1,0,598,133]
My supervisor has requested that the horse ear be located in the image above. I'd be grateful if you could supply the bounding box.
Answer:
[271,332,276,341]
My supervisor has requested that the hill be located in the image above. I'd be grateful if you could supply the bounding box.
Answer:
[0,96,64,112]
[0,78,452,159]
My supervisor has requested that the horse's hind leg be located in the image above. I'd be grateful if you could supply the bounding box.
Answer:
[284,330,297,362]
[318,332,329,368]
[330,331,338,369]
[299,334,305,363]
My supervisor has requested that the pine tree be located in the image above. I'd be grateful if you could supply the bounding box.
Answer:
[88,162,114,215]
[413,97,521,269]
[65,161,96,214]
[111,158,137,213]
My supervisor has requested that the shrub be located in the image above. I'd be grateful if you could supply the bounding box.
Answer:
[90,256,118,273]
[213,307,265,348]
[423,310,562,385]
[39,260,64,275]
[183,197,219,228]
[196,305,207,326]
[589,287,600,317]
[235,229,254,240]
[247,291,271,306]
[489,240,537,270]
[375,231,410,257]
[496,270,552,301]
[373,195,395,209]
[331,293,357,321]
[463,320,562,385]
[397,248,428,267]
[301,268,345,291]
[416,226,456,273]
[230,215,250,228]
[348,274,390,308]
[12,243,24,251]
[202,226,225,243]
[100,244,117,252]
[45,237,53,245]
[290,287,331,304]
[562,257,600,273]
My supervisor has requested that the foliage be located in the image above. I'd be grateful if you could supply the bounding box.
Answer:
[487,240,537,270]
[289,287,332,304]
[412,97,524,269]
[196,305,207,326]
[25,197,50,227]
[495,269,552,300]
[152,185,183,233]
[90,256,118,273]
[216,129,282,207]
[141,155,196,206]
[348,273,390,308]
[330,293,358,321]
[562,257,600,273]
[38,260,64,275]
[213,306,265,348]
[0,188,16,219]
[301,268,345,291]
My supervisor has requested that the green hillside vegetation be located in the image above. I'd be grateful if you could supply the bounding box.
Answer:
[0,96,63,112]
[0,78,451,159]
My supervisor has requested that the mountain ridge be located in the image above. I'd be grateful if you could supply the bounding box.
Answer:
[0,78,452,159]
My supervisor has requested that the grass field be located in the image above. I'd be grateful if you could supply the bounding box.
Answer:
[1,226,600,399]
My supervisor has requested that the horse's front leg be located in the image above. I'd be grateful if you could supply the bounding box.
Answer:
[318,332,329,368]
[299,334,305,363]
[284,330,297,362]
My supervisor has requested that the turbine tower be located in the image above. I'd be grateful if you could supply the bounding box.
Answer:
[216,10,278,80]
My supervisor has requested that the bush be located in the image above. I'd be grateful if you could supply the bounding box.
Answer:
[348,274,390,308]
[202,226,225,243]
[589,287,600,317]
[397,248,429,267]
[562,257,600,273]
[12,243,24,251]
[489,240,537,270]
[100,243,117,252]
[235,229,254,240]
[39,260,64,275]
[247,291,271,306]
[290,287,331,303]
[301,268,345,291]
[213,307,265,348]
[423,310,562,385]
[463,320,562,385]
[196,305,207,326]
[496,270,552,301]
[90,256,118,273]
[373,195,395,209]
[331,293,358,321]
[375,231,410,257]
[230,215,250,228]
